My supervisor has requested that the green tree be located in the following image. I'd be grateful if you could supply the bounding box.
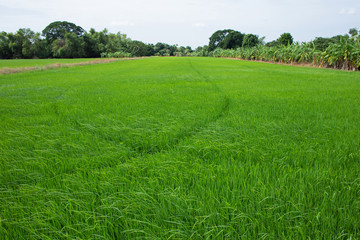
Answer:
[42,21,85,43]
[0,32,11,59]
[153,42,176,56]
[145,43,155,56]
[277,33,294,46]
[242,34,260,48]
[7,33,22,58]
[20,28,36,58]
[126,40,149,56]
[0,29,49,59]
[7,28,35,58]
[265,40,280,47]
[349,28,358,37]
[105,32,128,53]
[312,35,342,51]
[185,46,192,54]
[31,33,50,58]
[84,28,110,57]
[220,31,244,49]
[193,45,209,56]
[51,32,85,58]
[83,32,99,57]
[208,29,234,51]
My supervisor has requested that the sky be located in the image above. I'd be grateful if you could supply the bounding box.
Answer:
[0,0,359,48]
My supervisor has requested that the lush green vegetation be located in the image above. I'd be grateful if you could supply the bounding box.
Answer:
[1,21,359,71]
[209,37,360,71]
[200,29,360,71]
[1,57,359,239]
[0,22,187,59]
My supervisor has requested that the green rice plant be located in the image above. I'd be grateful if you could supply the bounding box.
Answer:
[1,57,360,239]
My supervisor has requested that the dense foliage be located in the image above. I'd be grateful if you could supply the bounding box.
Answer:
[0,22,193,59]
[208,36,360,71]
[266,33,294,47]
[0,21,359,70]
[203,29,360,71]
[42,21,85,43]
[208,29,244,50]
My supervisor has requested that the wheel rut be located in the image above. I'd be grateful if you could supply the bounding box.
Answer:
[71,59,231,159]
[130,58,232,156]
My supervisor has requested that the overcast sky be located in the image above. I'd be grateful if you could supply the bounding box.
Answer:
[0,0,359,48]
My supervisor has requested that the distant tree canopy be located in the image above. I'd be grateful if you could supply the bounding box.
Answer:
[42,21,85,43]
[219,31,245,49]
[311,35,344,51]
[209,29,246,51]
[0,21,196,59]
[51,32,85,58]
[0,31,11,58]
[209,29,262,50]
[277,33,294,46]
[349,28,358,37]
[266,33,294,47]
[209,29,232,51]
[242,34,260,48]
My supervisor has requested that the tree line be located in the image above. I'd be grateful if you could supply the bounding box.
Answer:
[0,21,359,70]
[0,21,194,59]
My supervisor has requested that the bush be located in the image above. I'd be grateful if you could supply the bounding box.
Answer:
[101,51,132,58]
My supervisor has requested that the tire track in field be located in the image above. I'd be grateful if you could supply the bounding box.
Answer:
[128,59,231,155]
[69,58,231,157]
[136,59,231,153]
[187,58,231,119]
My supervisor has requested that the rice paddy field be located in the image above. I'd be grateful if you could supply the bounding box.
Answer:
[1,57,360,239]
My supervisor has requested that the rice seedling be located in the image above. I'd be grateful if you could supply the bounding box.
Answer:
[1,57,359,239]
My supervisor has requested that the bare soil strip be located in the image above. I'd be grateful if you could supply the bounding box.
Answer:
[0,57,146,75]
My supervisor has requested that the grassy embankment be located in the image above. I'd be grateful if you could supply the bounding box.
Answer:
[1,57,359,239]
[0,58,127,74]
[0,58,99,68]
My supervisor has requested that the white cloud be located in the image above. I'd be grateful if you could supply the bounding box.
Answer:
[348,8,357,14]
[193,23,206,28]
[339,8,357,15]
